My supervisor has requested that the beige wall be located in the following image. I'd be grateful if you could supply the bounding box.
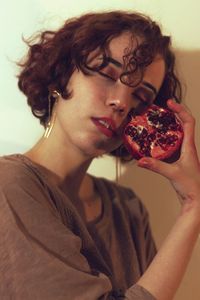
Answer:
[1,1,200,299]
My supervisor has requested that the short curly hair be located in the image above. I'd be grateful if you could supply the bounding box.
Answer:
[17,11,182,160]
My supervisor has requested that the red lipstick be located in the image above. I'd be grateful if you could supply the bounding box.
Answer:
[91,117,116,138]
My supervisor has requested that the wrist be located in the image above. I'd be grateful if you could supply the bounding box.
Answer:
[177,185,200,213]
[180,199,200,231]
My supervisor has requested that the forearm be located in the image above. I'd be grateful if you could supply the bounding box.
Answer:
[137,205,200,300]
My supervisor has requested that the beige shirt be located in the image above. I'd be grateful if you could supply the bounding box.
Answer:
[0,154,156,299]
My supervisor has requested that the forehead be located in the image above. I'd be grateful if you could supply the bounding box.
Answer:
[107,32,138,63]
[107,32,165,90]
[86,31,165,93]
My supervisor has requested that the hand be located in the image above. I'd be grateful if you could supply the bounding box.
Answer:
[138,99,200,212]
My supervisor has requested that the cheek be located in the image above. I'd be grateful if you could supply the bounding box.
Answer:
[66,71,109,117]
[76,79,107,107]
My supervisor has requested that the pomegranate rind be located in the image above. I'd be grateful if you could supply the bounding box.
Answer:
[123,105,184,161]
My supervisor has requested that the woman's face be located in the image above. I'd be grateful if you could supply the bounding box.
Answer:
[54,32,165,158]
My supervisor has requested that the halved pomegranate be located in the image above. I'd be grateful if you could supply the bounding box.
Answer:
[123,104,183,162]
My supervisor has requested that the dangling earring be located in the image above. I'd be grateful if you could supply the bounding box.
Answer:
[116,156,119,183]
[44,90,60,138]
[115,148,122,183]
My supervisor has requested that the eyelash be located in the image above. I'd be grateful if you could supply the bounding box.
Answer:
[98,69,118,82]
[132,93,149,106]
[100,72,117,81]
[97,69,153,106]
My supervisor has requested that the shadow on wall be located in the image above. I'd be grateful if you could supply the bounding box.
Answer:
[119,49,200,300]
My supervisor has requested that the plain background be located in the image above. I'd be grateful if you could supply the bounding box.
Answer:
[1,1,200,299]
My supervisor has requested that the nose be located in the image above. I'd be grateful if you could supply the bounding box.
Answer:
[105,83,131,115]
[108,99,126,114]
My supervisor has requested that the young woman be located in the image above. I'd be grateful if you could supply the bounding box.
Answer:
[0,11,199,300]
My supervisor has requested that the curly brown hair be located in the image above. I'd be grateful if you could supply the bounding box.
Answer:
[17,10,182,160]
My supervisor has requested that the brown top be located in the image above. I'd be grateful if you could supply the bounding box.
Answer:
[0,154,157,300]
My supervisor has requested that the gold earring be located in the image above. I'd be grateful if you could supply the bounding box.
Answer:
[116,156,119,183]
[115,148,122,183]
[44,90,60,138]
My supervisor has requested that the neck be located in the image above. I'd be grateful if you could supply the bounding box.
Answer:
[24,135,93,199]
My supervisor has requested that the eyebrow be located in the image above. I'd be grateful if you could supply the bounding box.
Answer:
[106,57,123,68]
[107,57,158,95]
[142,81,158,96]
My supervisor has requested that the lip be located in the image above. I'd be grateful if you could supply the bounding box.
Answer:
[91,117,117,138]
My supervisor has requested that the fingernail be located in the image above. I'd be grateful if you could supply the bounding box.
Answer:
[169,98,179,105]
[138,158,151,167]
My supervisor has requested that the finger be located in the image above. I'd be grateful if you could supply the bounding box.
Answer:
[137,157,177,179]
[167,99,196,148]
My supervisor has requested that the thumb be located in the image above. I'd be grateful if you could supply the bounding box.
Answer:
[137,157,176,179]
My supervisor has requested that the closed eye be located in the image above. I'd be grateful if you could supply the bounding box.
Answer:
[97,61,119,82]
[132,92,149,106]
[98,71,117,81]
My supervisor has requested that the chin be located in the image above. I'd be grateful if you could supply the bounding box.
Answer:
[80,144,107,158]
[74,133,122,158]
[86,143,121,158]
